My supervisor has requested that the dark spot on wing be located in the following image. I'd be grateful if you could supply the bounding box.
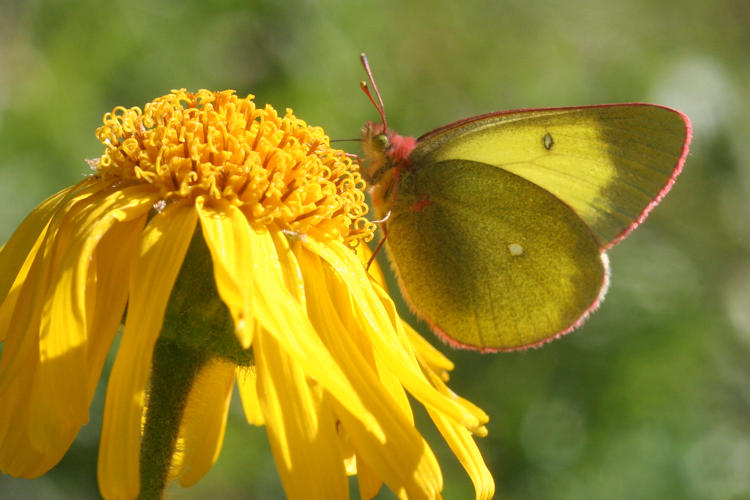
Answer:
[543,132,554,150]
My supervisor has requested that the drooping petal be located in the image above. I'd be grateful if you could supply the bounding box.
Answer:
[0,179,93,308]
[0,181,78,342]
[406,339,489,434]
[196,198,254,348]
[0,394,77,478]
[0,275,26,343]
[39,185,157,357]
[0,182,107,477]
[400,320,455,380]
[268,226,307,304]
[296,247,443,499]
[29,185,157,452]
[354,241,386,290]
[412,331,494,500]
[0,181,103,367]
[236,366,264,426]
[172,358,235,487]
[402,317,493,499]
[373,287,489,431]
[255,328,348,500]
[242,227,443,494]
[84,216,148,397]
[355,453,385,500]
[304,237,482,431]
[1,215,148,479]
[0,239,76,477]
[423,368,495,500]
[242,225,367,413]
[318,254,414,423]
[98,202,197,500]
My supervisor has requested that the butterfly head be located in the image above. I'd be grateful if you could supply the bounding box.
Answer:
[360,121,391,184]
[360,121,417,184]
[359,120,417,215]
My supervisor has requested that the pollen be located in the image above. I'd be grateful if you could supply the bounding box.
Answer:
[95,89,374,245]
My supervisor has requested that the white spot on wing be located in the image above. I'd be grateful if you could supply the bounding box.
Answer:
[508,243,524,256]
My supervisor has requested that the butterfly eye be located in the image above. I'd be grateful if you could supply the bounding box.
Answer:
[374,133,390,152]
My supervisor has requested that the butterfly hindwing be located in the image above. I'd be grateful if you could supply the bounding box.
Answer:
[386,158,607,351]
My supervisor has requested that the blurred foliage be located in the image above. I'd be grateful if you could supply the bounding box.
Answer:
[1,0,749,498]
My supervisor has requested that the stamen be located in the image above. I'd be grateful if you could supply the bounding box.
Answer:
[95,89,375,246]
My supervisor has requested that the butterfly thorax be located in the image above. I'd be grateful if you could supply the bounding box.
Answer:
[360,121,417,214]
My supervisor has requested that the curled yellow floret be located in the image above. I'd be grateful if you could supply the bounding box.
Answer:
[95,89,374,245]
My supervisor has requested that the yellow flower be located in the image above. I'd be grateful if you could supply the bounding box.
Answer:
[0,89,494,499]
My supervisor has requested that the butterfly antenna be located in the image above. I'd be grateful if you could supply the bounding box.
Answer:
[330,138,361,143]
[360,53,388,129]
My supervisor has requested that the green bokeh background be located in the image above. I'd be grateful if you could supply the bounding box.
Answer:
[1,1,748,499]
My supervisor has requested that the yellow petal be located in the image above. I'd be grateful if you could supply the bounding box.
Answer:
[269,226,306,304]
[416,353,489,434]
[173,358,235,487]
[304,237,481,431]
[0,243,76,477]
[354,241,386,290]
[355,453,384,500]
[399,320,454,379]
[85,216,148,397]
[334,404,442,500]
[29,185,157,451]
[0,179,90,342]
[98,202,197,500]
[236,366,264,426]
[318,256,413,423]
[0,179,93,307]
[14,216,147,474]
[0,275,26,343]
[196,198,254,348]
[0,397,77,477]
[335,422,357,476]
[296,247,443,499]
[255,329,348,500]
[424,368,495,500]
[245,227,443,497]
[0,184,106,473]
[40,185,157,355]
[0,181,101,347]
[373,284,488,432]
[242,226,364,411]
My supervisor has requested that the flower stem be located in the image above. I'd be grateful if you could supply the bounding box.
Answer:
[138,337,208,500]
[136,226,251,499]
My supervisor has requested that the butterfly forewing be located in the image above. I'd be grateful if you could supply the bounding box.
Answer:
[409,104,691,248]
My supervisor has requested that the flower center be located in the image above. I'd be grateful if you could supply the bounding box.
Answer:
[95,89,374,245]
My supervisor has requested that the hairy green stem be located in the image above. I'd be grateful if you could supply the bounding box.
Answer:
[137,226,252,499]
[138,338,207,500]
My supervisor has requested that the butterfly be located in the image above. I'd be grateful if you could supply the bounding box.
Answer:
[357,54,692,352]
